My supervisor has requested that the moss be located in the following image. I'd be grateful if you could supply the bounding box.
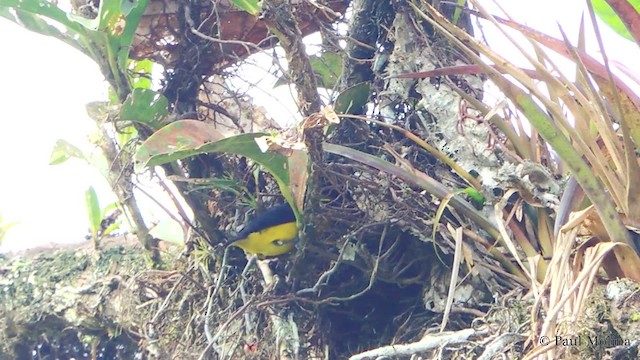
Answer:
[0,241,150,359]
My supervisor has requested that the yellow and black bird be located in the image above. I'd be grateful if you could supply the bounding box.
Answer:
[226,203,298,257]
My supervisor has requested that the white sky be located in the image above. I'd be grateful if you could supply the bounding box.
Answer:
[0,0,638,252]
[0,19,112,251]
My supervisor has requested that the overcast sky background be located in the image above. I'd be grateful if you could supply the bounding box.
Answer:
[0,0,638,252]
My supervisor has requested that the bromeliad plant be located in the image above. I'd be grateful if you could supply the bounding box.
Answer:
[396,1,640,358]
[305,1,640,357]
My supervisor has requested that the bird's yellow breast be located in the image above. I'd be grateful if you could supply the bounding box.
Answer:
[231,221,298,257]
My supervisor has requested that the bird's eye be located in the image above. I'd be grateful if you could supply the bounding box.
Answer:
[274,240,284,246]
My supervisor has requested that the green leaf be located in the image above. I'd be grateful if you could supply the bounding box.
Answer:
[451,0,467,25]
[49,140,86,165]
[129,59,155,89]
[99,203,122,236]
[116,0,149,68]
[135,120,293,205]
[117,125,138,148]
[64,0,149,82]
[590,0,638,41]
[309,52,342,89]
[275,52,343,88]
[0,0,85,33]
[101,221,121,236]
[230,0,261,15]
[120,0,138,16]
[459,187,485,208]
[333,82,371,114]
[121,88,169,129]
[101,202,120,218]
[149,219,184,244]
[85,186,102,237]
[0,0,89,55]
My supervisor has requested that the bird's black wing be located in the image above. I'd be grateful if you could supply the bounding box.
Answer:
[232,203,296,241]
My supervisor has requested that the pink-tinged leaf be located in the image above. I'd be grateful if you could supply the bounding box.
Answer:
[603,0,640,45]
[591,0,636,41]
[493,15,640,111]
[135,120,225,163]
[134,120,292,204]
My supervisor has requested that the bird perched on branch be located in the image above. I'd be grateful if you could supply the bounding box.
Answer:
[226,203,298,257]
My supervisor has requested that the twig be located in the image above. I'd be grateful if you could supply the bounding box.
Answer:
[150,274,187,324]
[477,333,525,360]
[296,221,387,296]
[154,172,194,228]
[348,327,489,360]
[240,254,258,336]
[320,224,388,303]
[196,101,243,131]
[133,182,185,231]
[261,0,321,115]
[198,298,257,360]
[204,247,231,344]
[440,226,463,331]
[184,3,262,57]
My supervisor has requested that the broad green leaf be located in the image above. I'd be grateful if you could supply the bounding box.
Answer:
[1,0,148,98]
[108,87,121,104]
[0,0,85,33]
[309,52,342,89]
[0,0,89,55]
[101,202,120,218]
[121,88,169,129]
[116,0,149,68]
[9,8,88,54]
[117,125,138,148]
[333,82,371,114]
[134,120,292,204]
[49,140,86,165]
[120,0,139,16]
[63,0,149,82]
[101,221,121,236]
[129,59,155,89]
[85,186,102,237]
[149,219,184,245]
[275,52,343,88]
[230,0,261,15]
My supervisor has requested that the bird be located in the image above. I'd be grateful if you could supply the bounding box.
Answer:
[226,203,299,257]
